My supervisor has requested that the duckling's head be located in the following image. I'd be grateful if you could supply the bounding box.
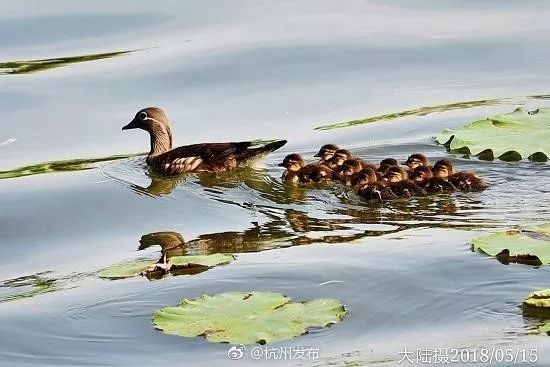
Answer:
[278,154,306,172]
[385,166,407,183]
[403,153,429,169]
[351,167,377,187]
[341,159,362,176]
[314,144,339,161]
[331,149,353,166]
[409,166,433,182]
[378,158,398,173]
[433,159,454,179]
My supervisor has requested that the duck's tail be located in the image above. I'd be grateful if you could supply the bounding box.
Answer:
[235,139,287,163]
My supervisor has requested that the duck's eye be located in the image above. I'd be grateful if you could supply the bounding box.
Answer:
[139,111,148,120]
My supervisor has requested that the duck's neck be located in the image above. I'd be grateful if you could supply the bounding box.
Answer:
[146,124,173,163]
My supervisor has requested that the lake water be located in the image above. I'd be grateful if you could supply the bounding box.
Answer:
[1,1,550,366]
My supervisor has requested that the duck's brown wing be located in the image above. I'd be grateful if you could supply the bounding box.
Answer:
[151,140,287,174]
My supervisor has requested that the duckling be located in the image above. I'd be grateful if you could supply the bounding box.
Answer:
[278,154,333,185]
[350,167,378,188]
[122,107,287,175]
[357,181,398,202]
[314,144,339,164]
[384,166,427,197]
[338,159,363,185]
[327,149,353,169]
[279,154,305,184]
[297,164,334,185]
[403,153,431,170]
[449,171,487,192]
[432,159,454,179]
[409,165,433,183]
[409,165,454,193]
[377,158,398,175]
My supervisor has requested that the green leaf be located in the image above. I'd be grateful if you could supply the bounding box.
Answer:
[523,289,550,335]
[170,253,235,268]
[435,107,550,161]
[153,291,347,344]
[0,153,144,180]
[99,260,156,279]
[315,98,507,130]
[470,223,550,265]
[0,50,134,75]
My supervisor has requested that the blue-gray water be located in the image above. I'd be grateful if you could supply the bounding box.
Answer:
[1,1,550,366]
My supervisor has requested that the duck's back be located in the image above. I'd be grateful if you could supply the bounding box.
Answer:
[149,140,286,175]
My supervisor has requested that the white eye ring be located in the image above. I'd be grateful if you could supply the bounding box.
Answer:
[139,111,148,120]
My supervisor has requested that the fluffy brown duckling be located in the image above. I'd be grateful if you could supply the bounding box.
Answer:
[409,165,433,183]
[410,164,455,193]
[326,149,353,169]
[122,107,287,175]
[357,180,397,202]
[384,166,427,198]
[338,159,363,184]
[448,171,487,192]
[432,159,487,192]
[279,153,305,183]
[314,144,339,164]
[279,154,333,185]
[350,167,378,188]
[403,153,431,170]
[377,158,398,175]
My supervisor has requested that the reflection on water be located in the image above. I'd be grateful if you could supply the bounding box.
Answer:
[0,153,143,180]
[0,273,58,303]
[0,50,134,75]
[0,271,92,303]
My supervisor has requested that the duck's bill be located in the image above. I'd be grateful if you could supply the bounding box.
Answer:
[122,119,138,130]
[313,153,321,157]
[277,163,286,167]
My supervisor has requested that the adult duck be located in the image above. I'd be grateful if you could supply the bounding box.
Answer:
[122,107,287,175]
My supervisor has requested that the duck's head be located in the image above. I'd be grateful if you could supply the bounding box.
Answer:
[330,149,353,167]
[433,159,454,179]
[409,166,433,182]
[278,154,306,171]
[123,107,173,156]
[385,166,407,183]
[377,158,398,173]
[123,107,171,133]
[403,153,429,169]
[314,144,339,161]
[340,159,362,176]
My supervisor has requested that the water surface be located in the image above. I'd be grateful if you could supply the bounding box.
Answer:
[1,1,550,366]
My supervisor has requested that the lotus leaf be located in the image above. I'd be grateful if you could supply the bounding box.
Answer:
[99,260,156,279]
[435,107,550,161]
[169,253,235,268]
[153,291,346,344]
[470,223,550,265]
[523,289,550,335]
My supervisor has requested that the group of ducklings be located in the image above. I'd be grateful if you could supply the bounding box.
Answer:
[278,144,487,202]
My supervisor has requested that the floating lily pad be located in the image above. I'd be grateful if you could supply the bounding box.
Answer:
[99,260,156,279]
[470,223,550,265]
[99,253,235,280]
[435,107,550,161]
[523,289,550,336]
[153,291,347,344]
[170,253,235,268]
